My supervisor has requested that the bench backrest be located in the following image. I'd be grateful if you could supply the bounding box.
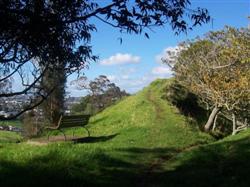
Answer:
[58,115,90,129]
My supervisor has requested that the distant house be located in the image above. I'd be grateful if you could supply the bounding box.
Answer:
[0,111,18,118]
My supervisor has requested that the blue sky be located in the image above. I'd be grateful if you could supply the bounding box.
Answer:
[68,0,250,96]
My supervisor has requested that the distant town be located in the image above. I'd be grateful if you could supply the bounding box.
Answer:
[0,96,82,118]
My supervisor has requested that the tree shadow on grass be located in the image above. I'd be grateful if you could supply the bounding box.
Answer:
[0,149,141,187]
[116,147,181,162]
[73,133,119,144]
[0,146,183,187]
[136,137,250,187]
[1,137,250,187]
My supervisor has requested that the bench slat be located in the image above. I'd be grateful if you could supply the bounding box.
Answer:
[61,121,88,123]
[62,118,89,121]
[62,115,90,119]
[58,115,90,129]
[61,122,87,125]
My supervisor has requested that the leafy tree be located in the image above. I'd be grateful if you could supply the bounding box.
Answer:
[164,27,250,133]
[89,75,129,113]
[71,75,128,115]
[40,63,66,125]
[0,0,210,119]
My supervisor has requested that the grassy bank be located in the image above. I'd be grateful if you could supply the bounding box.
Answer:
[153,129,250,187]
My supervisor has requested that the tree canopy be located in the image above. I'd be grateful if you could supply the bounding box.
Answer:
[0,0,210,119]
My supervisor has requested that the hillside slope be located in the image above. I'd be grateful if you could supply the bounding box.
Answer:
[0,79,214,187]
[88,78,212,149]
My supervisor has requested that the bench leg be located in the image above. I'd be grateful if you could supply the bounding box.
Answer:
[59,129,67,141]
[47,130,51,141]
[73,129,75,139]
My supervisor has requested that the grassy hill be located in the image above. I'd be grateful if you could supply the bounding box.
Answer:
[0,79,223,186]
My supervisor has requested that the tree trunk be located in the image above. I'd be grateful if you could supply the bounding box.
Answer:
[204,106,221,131]
[232,113,237,135]
[212,113,219,131]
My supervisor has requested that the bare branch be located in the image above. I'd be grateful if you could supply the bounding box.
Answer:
[0,65,48,97]
[0,86,56,120]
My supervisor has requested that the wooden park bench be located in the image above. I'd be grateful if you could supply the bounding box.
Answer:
[45,114,91,141]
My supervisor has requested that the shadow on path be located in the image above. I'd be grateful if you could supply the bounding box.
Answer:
[73,134,119,144]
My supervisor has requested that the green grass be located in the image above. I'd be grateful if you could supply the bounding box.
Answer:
[152,129,250,187]
[0,131,22,143]
[0,79,216,186]
[0,120,22,128]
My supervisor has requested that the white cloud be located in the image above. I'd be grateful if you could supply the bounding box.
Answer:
[152,66,172,75]
[155,46,181,64]
[105,65,173,94]
[100,53,141,66]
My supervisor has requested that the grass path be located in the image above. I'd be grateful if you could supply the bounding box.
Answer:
[146,90,164,121]
[137,86,210,186]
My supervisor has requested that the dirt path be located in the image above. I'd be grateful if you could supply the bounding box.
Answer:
[26,140,48,146]
[26,135,76,145]
[146,90,164,122]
